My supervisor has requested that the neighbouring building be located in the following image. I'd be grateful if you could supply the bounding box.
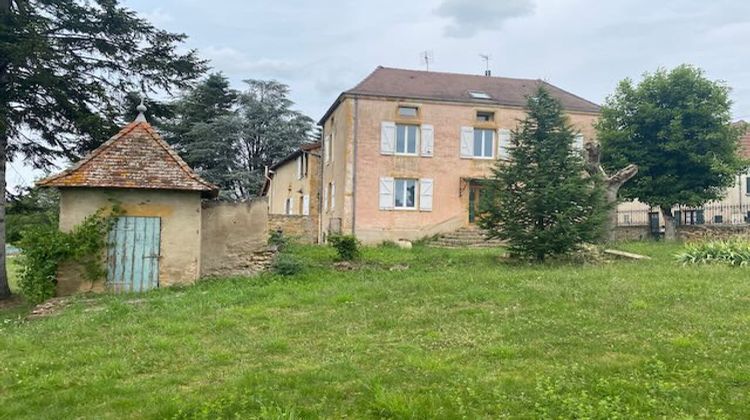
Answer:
[316,66,601,243]
[261,142,321,242]
[38,103,271,295]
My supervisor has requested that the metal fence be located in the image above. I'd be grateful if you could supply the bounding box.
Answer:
[617,204,750,227]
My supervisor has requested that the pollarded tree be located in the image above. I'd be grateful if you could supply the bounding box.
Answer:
[0,0,206,299]
[597,65,747,240]
[478,86,607,261]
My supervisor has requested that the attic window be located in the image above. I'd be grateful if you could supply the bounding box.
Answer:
[468,91,491,100]
[398,106,419,117]
[476,111,494,122]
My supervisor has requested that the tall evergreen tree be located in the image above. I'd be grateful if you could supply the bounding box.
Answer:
[597,65,746,240]
[478,87,607,261]
[0,0,206,299]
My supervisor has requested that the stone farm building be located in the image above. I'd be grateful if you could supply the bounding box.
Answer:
[38,106,271,295]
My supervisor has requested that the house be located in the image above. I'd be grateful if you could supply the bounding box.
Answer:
[316,66,601,243]
[261,142,321,242]
[38,103,270,295]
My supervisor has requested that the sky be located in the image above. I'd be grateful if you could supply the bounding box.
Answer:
[9,0,750,190]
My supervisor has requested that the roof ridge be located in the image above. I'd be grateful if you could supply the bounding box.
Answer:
[374,66,540,83]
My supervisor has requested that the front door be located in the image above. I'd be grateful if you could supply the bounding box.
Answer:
[468,184,483,223]
[107,216,161,292]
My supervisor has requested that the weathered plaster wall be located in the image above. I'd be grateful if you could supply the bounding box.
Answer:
[320,99,353,240]
[268,152,321,217]
[348,97,599,243]
[57,188,202,295]
[200,198,270,277]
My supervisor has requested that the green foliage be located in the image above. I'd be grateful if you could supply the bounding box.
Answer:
[328,234,361,261]
[271,253,303,276]
[6,187,59,244]
[160,76,314,200]
[597,65,747,212]
[676,239,750,266]
[17,207,120,303]
[267,229,289,250]
[478,86,607,261]
[0,0,207,160]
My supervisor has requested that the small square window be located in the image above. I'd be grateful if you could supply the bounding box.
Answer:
[476,111,494,122]
[469,91,491,99]
[714,215,723,224]
[398,106,418,117]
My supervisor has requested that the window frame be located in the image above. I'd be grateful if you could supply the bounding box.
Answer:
[395,123,420,156]
[472,128,495,159]
[468,90,492,100]
[398,106,419,118]
[393,178,418,210]
[476,111,495,122]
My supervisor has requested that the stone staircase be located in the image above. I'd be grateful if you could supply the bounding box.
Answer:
[430,225,505,248]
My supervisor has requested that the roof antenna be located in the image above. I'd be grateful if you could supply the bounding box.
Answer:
[420,50,434,71]
[135,93,147,122]
[480,54,491,76]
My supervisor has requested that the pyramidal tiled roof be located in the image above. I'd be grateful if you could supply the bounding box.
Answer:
[38,119,219,196]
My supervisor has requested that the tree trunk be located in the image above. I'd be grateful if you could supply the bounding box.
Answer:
[0,0,12,299]
[662,206,677,241]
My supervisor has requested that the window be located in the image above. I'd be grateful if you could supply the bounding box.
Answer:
[394,178,417,209]
[746,176,750,195]
[469,91,491,99]
[714,215,724,224]
[296,154,307,179]
[327,182,335,211]
[396,124,419,155]
[476,111,494,122]
[398,106,418,117]
[284,198,292,215]
[324,134,332,164]
[473,128,494,158]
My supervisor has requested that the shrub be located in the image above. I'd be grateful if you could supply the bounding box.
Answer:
[268,229,289,250]
[17,207,120,303]
[271,253,303,276]
[676,239,750,266]
[328,234,360,261]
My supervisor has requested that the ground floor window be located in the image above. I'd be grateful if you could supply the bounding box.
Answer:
[394,178,417,209]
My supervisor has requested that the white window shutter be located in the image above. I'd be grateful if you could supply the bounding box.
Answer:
[460,126,474,157]
[573,134,584,151]
[381,121,396,155]
[379,177,394,210]
[421,124,434,157]
[288,196,295,215]
[322,185,328,212]
[296,156,302,179]
[498,128,511,160]
[302,194,310,216]
[419,178,433,211]
[330,182,335,210]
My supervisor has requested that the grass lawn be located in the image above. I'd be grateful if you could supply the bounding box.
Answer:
[1,242,749,418]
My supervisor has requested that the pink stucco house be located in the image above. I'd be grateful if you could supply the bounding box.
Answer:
[313,66,601,244]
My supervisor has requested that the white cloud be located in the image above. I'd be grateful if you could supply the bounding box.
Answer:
[141,8,174,26]
[202,47,302,79]
[435,0,535,38]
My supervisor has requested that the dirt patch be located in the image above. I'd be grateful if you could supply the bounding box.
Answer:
[0,294,26,310]
[26,297,71,319]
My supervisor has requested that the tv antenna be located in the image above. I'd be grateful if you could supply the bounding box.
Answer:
[480,53,491,76]
[420,50,434,71]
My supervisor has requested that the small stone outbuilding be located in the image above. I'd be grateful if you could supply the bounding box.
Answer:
[38,109,221,294]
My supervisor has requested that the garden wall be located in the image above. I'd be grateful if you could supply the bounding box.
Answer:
[268,214,317,243]
[200,198,272,278]
[615,224,750,242]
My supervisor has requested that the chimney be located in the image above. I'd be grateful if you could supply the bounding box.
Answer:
[485,69,491,76]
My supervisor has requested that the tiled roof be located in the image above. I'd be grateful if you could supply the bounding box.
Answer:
[38,120,219,196]
[350,65,596,110]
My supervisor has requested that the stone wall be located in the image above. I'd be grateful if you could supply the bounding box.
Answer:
[200,198,272,278]
[615,224,750,242]
[268,214,317,243]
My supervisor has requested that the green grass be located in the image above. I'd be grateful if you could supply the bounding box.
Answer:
[1,242,749,418]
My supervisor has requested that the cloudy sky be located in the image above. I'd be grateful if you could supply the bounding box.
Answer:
[9,0,750,189]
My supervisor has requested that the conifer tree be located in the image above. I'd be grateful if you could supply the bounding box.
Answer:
[478,86,606,261]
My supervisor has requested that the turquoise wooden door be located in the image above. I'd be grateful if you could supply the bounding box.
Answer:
[107,217,161,292]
